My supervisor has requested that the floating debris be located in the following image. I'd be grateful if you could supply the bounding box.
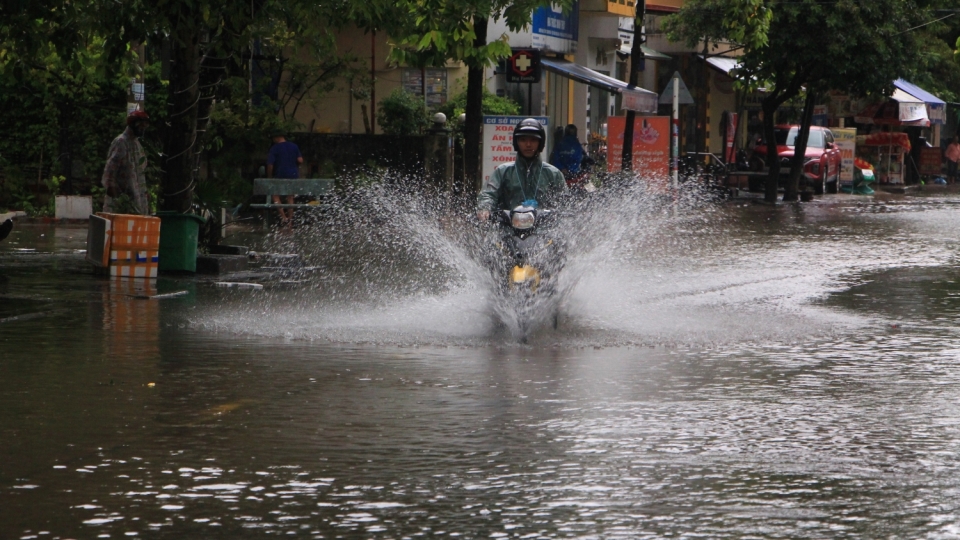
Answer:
[215,282,264,290]
[129,290,189,300]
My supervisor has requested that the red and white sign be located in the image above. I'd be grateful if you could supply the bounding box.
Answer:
[724,112,738,164]
[606,116,671,190]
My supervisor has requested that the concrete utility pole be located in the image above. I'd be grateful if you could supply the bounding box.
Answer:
[672,71,679,189]
[620,0,645,172]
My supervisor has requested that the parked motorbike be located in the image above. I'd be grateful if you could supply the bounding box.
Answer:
[489,204,564,341]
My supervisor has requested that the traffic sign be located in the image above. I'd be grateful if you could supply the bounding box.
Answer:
[659,71,694,104]
[506,49,541,83]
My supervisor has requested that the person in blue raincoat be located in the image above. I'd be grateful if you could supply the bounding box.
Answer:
[476,118,566,221]
[550,124,585,182]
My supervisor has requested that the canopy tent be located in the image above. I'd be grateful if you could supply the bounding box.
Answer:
[854,89,929,127]
[540,57,659,113]
[893,79,946,125]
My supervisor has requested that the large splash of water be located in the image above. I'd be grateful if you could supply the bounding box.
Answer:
[199,171,863,346]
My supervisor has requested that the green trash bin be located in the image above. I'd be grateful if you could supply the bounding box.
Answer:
[157,211,206,273]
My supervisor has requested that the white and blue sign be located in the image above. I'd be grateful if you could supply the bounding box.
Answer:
[532,2,579,54]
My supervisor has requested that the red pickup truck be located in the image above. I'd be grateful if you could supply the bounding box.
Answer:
[751,125,843,194]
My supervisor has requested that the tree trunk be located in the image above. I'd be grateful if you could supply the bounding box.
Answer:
[463,15,488,198]
[160,17,201,213]
[621,1,645,172]
[761,96,780,204]
[784,90,816,201]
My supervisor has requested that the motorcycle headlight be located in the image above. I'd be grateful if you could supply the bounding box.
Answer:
[511,211,536,230]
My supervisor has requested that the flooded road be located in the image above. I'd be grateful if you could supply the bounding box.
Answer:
[4,192,960,538]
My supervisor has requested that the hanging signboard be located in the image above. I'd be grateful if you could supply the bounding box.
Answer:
[505,49,541,84]
[531,2,579,54]
[606,116,670,189]
[482,116,550,185]
[833,128,857,184]
[812,104,828,126]
[621,88,659,113]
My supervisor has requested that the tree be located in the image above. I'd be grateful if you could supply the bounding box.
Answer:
[387,0,573,197]
[755,1,926,201]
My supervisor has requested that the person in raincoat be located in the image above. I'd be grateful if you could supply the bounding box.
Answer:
[102,110,150,215]
[476,118,566,221]
[551,124,585,182]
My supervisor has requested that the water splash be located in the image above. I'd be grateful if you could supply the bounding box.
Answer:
[200,170,745,345]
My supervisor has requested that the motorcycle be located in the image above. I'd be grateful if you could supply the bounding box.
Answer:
[489,204,564,341]
[563,154,598,195]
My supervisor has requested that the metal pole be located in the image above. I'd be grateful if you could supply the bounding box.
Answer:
[527,82,532,115]
[672,72,679,189]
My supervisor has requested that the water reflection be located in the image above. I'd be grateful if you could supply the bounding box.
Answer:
[100,279,161,359]
[5,195,960,537]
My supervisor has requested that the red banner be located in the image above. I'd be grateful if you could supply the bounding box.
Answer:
[606,116,670,187]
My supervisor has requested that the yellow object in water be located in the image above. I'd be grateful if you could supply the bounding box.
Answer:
[510,264,540,291]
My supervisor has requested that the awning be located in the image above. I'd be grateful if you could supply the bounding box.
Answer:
[617,44,671,60]
[540,57,659,113]
[881,89,929,126]
[704,56,740,76]
[893,78,946,125]
[854,89,929,127]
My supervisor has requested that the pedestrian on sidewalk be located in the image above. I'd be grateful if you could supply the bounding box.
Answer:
[946,135,960,184]
[101,110,150,215]
[266,130,303,227]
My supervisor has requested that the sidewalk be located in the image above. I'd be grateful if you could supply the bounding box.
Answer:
[0,210,27,222]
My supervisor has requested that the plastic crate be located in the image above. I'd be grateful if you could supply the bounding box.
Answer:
[93,213,161,279]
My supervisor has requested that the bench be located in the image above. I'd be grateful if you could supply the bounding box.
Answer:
[249,178,335,224]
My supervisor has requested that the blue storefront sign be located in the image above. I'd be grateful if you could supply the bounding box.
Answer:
[532,2,579,54]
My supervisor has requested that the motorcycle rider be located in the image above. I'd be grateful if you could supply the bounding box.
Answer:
[477,118,566,221]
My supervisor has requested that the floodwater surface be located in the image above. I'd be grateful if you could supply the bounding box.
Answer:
[3,190,960,538]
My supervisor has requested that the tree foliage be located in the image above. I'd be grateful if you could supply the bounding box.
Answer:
[0,5,133,213]
[377,88,431,135]
[662,0,771,51]
[437,86,521,120]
